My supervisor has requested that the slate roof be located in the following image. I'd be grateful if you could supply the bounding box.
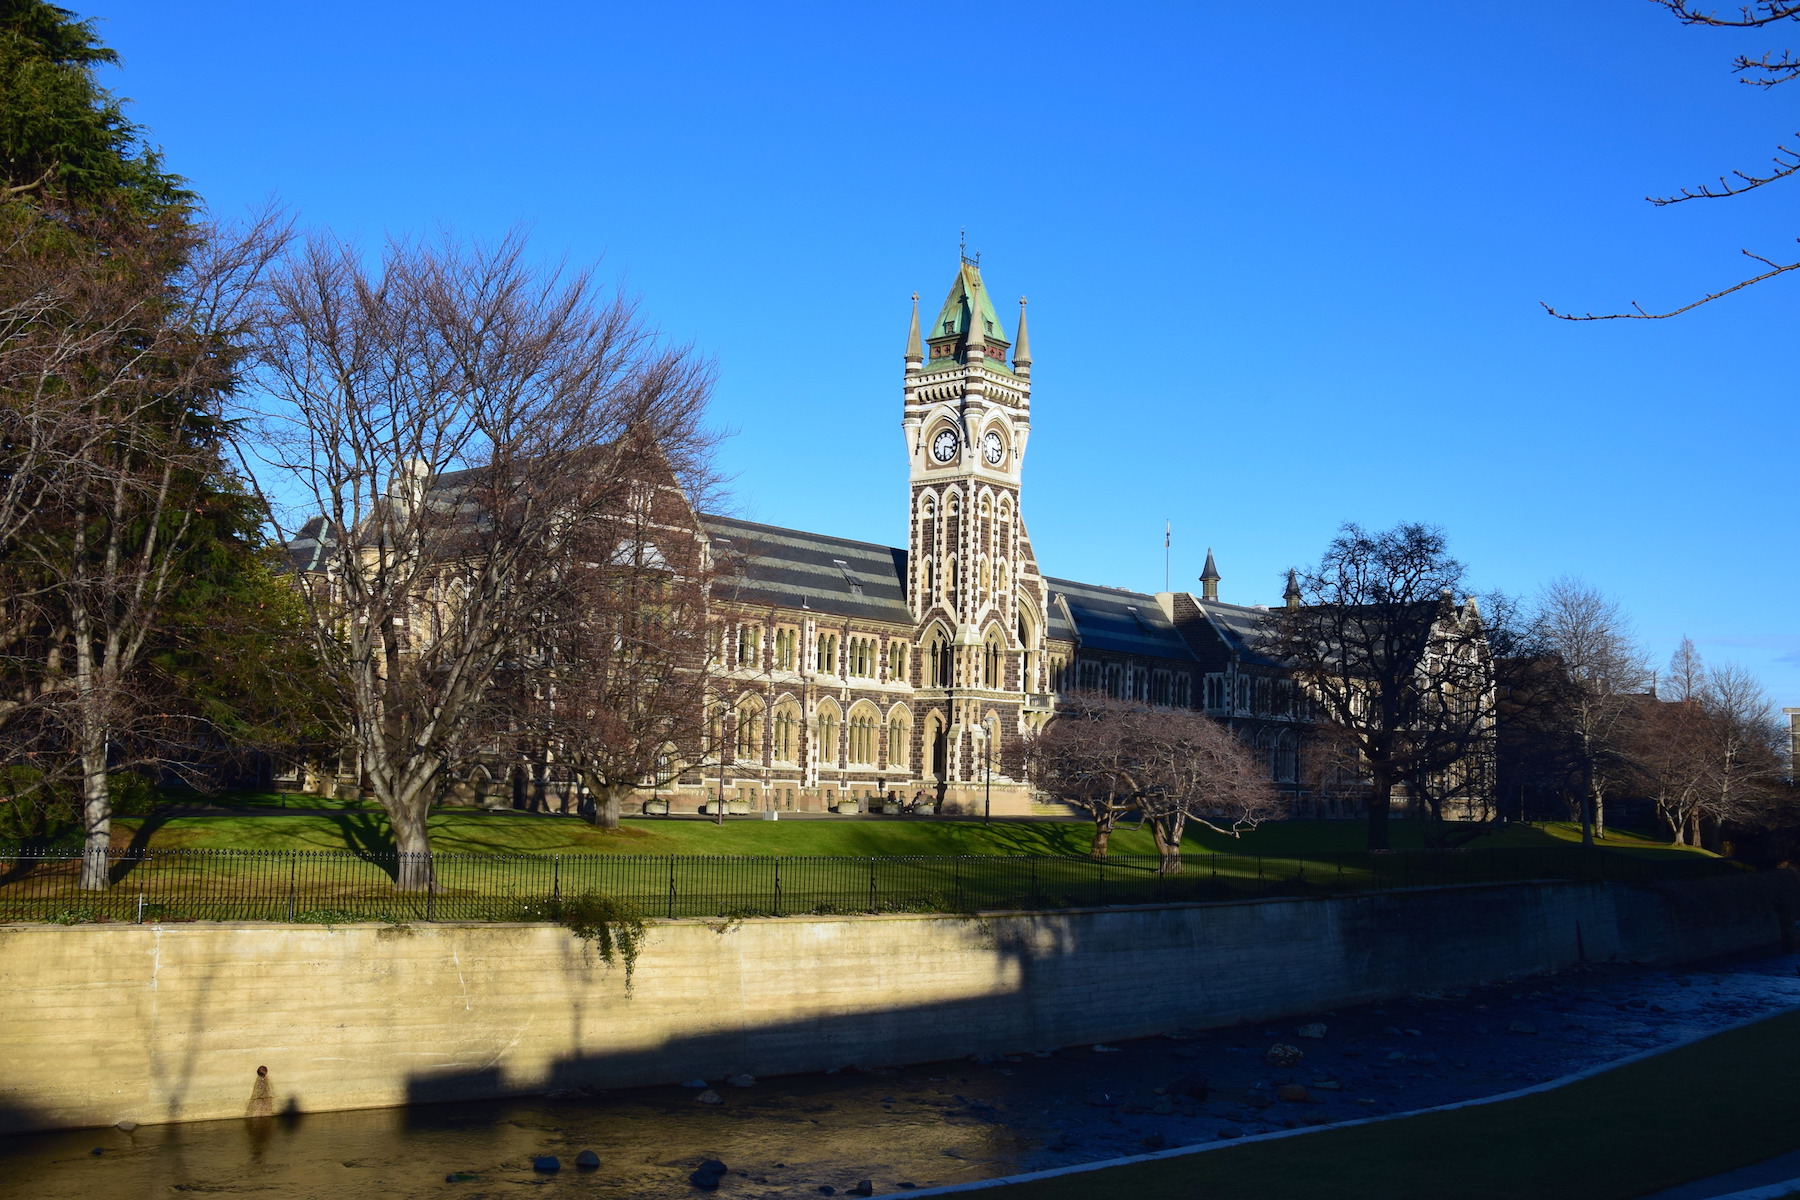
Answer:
[700,514,913,626]
[1191,599,1283,667]
[1042,577,1198,663]
[284,516,338,573]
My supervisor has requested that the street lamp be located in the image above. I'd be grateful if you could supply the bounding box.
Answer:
[983,741,991,825]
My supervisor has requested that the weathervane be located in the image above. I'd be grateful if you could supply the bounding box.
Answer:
[959,227,980,268]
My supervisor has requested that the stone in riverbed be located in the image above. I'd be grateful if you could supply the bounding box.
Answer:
[576,1150,601,1170]
[851,1181,875,1196]
[689,1159,728,1189]
[1265,1043,1304,1067]
[532,1156,560,1173]
[114,1121,137,1133]
[1277,1084,1309,1103]
[1297,1023,1327,1039]
[1169,1071,1209,1100]
[1217,1126,1243,1139]
[684,1078,710,1089]
[695,1090,723,1105]
[728,1074,757,1087]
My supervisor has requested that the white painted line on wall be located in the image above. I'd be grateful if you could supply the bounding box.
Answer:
[887,1004,1800,1198]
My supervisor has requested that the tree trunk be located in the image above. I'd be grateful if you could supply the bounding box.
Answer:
[1365,774,1392,851]
[1149,814,1185,873]
[78,723,111,892]
[1090,815,1114,859]
[1594,785,1607,840]
[591,782,626,831]
[391,807,434,892]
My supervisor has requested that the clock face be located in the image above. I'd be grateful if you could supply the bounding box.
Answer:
[982,430,1005,465]
[931,429,959,463]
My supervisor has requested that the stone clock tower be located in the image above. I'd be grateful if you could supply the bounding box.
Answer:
[902,255,1048,813]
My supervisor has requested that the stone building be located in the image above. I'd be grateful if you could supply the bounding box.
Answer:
[681,256,1356,817]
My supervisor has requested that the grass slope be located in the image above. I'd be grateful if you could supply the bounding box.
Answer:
[111,795,1713,862]
[988,1008,1800,1200]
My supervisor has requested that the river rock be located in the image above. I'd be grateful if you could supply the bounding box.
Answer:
[1265,1043,1304,1067]
[576,1150,601,1169]
[728,1073,757,1087]
[684,1078,709,1088]
[1152,1097,1176,1115]
[1245,1089,1274,1109]
[1169,1071,1210,1100]
[1217,1126,1243,1138]
[1312,1080,1342,1090]
[114,1121,137,1133]
[1297,1023,1327,1039]
[851,1181,875,1196]
[690,1159,728,1189]
[445,1172,479,1182]
[695,1089,723,1105]
[532,1156,560,1173]
[1277,1084,1309,1103]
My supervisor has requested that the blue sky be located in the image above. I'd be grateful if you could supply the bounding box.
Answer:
[93,1,1798,706]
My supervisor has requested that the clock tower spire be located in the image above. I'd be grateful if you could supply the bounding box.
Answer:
[901,254,1047,813]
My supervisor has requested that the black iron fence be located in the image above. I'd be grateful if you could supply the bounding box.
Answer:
[0,843,1741,925]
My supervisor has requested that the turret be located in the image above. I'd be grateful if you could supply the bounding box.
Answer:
[1283,569,1302,609]
[1013,296,1032,377]
[964,277,987,363]
[1199,548,1220,602]
[905,292,923,372]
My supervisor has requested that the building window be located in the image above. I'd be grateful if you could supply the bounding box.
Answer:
[813,708,839,767]
[772,705,797,762]
[1174,674,1191,707]
[927,631,952,687]
[737,624,759,668]
[734,703,763,761]
[849,712,876,764]
[888,640,908,681]
[816,633,837,674]
[773,628,797,671]
[983,632,1003,689]
[887,714,909,769]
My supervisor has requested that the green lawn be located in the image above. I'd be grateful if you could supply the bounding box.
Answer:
[111,793,1715,862]
[982,1008,1800,1200]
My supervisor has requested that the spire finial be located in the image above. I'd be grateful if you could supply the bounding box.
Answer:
[905,291,922,365]
[964,274,986,360]
[1284,568,1302,609]
[1013,295,1032,372]
[1199,547,1220,602]
[959,227,980,268]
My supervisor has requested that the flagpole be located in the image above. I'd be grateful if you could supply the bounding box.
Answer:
[1164,520,1170,592]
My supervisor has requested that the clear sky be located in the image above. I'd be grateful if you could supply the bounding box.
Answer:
[89,1,1798,707]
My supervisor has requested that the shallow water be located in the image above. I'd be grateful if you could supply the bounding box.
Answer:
[5,949,1798,1199]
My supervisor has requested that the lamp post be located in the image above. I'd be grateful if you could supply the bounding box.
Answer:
[983,741,991,825]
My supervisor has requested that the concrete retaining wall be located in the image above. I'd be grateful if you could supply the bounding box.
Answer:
[0,873,1792,1134]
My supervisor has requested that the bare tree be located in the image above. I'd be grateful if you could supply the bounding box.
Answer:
[1022,692,1277,863]
[511,428,719,830]
[1,208,284,888]
[1547,2,1800,319]
[1259,523,1495,851]
[1133,706,1280,872]
[1533,577,1652,844]
[250,232,714,889]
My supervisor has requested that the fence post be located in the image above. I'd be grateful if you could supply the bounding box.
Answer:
[668,858,677,920]
[287,856,297,922]
[774,857,783,917]
[552,854,561,901]
[426,867,436,923]
[869,859,878,912]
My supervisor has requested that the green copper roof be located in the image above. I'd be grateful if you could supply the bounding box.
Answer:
[930,262,1010,347]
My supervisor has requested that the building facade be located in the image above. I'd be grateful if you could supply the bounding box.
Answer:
[675,256,1349,817]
